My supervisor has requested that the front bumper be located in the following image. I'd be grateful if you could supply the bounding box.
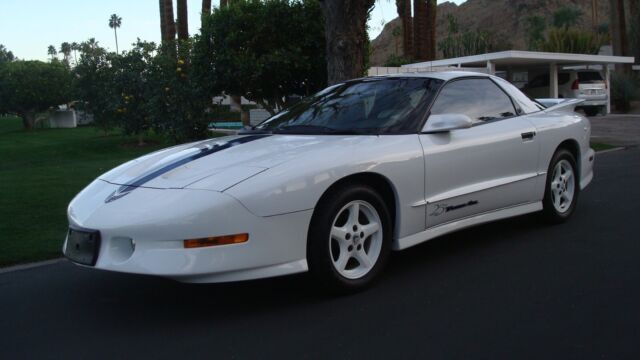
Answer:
[65,180,311,282]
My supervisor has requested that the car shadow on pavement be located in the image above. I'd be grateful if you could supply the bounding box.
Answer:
[53,212,546,325]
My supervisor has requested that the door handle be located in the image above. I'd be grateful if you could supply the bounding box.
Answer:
[521,131,536,140]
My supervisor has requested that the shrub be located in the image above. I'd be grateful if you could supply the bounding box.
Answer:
[611,73,638,113]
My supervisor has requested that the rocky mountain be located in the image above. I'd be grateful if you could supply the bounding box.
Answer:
[370,0,611,66]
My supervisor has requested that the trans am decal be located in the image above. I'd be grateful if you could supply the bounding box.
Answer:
[429,200,479,217]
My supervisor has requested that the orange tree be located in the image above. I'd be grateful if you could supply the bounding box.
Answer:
[0,60,72,129]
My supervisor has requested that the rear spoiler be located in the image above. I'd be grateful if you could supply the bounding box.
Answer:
[536,98,585,113]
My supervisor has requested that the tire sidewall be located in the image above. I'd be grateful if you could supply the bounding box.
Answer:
[307,185,392,291]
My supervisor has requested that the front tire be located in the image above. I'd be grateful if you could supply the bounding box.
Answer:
[542,149,579,223]
[307,185,392,292]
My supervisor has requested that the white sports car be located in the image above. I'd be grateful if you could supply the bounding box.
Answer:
[64,72,594,291]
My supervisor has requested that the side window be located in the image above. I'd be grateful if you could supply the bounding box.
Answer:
[430,78,517,123]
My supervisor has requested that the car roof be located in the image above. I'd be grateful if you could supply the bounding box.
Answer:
[371,71,493,81]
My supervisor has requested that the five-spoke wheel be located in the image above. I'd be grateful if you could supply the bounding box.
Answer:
[543,148,579,223]
[307,184,391,292]
[329,200,383,280]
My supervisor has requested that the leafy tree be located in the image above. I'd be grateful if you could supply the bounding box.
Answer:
[0,61,72,129]
[384,54,411,67]
[553,6,582,28]
[526,15,546,50]
[437,15,496,58]
[109,14,122,53]
[148,40,210,142]
[73,40,115,132]
[0,44,15,64]
[538,27,605,54]
[110,40,154,144]
[197,0,327,117]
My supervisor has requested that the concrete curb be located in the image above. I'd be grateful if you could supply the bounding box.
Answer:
[0,258,66,274]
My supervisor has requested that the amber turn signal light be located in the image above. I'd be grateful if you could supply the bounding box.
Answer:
[184,233,249,248]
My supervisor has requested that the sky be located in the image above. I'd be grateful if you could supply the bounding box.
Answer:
[0,0,465,62]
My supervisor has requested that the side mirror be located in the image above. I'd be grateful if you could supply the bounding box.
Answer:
[421,113,474,133]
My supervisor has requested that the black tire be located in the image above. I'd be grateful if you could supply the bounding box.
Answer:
[307,184,392,293]
[542,148,580,224]
[583,106,600,117]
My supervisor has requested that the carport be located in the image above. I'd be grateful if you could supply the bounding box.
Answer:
[401,50,635,113]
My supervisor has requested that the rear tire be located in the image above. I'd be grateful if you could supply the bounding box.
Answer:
[542,149,579,224]
[307,184,392,293]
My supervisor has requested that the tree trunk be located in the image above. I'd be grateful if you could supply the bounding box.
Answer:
[161,0,176,42]
[609,0,629,71]
[21,111,36,130]
[220,0,228,7]
[202,0,211,15]
[202,0,211,27]
[400,0,413,59]
[413,0,426,61]
[114,28,119,54]
[320,0,374,84]
[230,95,249,127]
[426,0,437,60]
[159,0,166,41]
[177,0,189,40]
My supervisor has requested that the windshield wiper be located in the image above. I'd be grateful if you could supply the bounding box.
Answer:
[237,127,272,135]
[273,124,373,135]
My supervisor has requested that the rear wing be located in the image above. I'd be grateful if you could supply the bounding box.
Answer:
[536,98,585,114]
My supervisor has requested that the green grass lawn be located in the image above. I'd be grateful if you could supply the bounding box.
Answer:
[0,116,177,267]
[591,142,616,152]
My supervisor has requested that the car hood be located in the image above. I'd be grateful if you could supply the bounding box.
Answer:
[99,134,363,191]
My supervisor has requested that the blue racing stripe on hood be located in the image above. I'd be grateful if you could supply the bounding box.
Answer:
[104,134,269,203]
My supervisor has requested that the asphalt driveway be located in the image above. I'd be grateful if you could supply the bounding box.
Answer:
[1,148,639,359]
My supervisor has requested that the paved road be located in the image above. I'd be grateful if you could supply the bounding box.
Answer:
[1,148,639,359]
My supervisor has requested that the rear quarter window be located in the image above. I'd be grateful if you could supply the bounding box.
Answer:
[578,71,603,83]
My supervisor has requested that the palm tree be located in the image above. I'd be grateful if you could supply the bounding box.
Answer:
[609,0,629,72]
[396,0,413,59]
[413,0,437,61]
[71,42,79,65]
[159,0,176,42]
[60,42,72,64]
[177,0,189,40]
[108,14,122,54]
[202,0,211,26]
[47,45,57,61]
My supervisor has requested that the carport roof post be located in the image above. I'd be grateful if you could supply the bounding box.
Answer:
[550,63,558,98]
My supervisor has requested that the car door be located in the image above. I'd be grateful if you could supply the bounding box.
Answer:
[419,77,539,228]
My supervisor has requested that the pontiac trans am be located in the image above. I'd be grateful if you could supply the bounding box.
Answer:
[64,72,594,291]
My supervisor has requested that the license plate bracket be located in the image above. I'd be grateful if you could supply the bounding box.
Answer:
[64,228,101,266]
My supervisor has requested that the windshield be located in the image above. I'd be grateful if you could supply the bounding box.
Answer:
[255,77,443,134]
